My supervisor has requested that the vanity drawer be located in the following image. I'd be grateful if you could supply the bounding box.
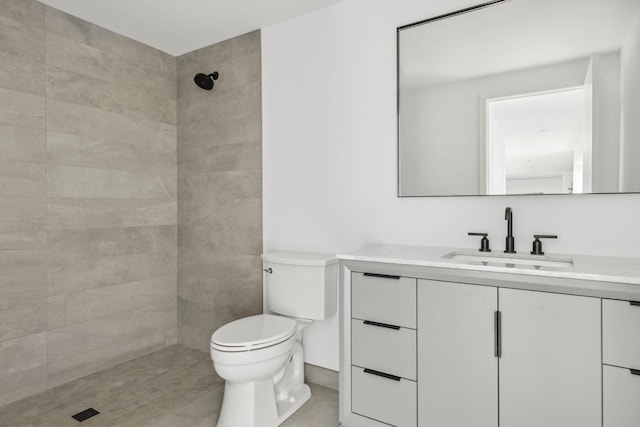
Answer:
[603,299,640,369]
[352,272,416,329]
[352,366,417,427]
[603,364,640,427]
[352,319,416,381]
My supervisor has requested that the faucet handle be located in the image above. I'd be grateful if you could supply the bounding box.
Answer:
[531,234,557,255]
[468,232,491,252]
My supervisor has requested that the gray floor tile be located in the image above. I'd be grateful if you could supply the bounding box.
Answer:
[0,344,338,427]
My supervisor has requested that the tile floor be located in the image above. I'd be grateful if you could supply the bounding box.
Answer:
[0,345,338,427]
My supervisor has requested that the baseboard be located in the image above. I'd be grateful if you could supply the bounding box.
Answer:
[304,363,339,391]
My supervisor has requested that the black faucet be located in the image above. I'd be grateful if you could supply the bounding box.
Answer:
[504,207,515,253]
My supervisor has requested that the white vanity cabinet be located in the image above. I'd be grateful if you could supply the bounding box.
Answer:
[602,298,640,427]
[417,282,601,427]
[498,289,601,427]
[417,280,498,427]
[350,272,417,426]
[339,247,640,427]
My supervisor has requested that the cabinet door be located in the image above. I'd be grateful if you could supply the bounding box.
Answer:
[603,364,640,427]
[418,280,498,427]
[499,289,601,427]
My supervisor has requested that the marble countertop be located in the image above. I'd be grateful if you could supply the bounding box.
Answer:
[337,244,640,285]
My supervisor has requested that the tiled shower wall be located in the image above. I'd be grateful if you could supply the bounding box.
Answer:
[0,0,177,406]
[177,31,263,351]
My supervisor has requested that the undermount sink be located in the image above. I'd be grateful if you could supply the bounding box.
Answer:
[442,251,573,270]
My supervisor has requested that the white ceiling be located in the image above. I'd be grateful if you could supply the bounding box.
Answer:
[400,0,640,89]
[37,0,343,56]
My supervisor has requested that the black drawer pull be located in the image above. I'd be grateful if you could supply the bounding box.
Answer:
[363,368,401,382]
[631,369,640,376]
[630,301,640,307]
[363,320,401,330]
[494,311,502,358]
[363,273,400,280]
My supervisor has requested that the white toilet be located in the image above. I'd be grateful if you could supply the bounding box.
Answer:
[210,251,337,427]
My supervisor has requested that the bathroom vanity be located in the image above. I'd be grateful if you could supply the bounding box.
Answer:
[337,245,640,427]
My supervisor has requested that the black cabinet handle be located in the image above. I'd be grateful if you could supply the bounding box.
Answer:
[363,368,401,382]
[363,273,400,280]
[494,311,502,358]
[363,320,401,330]
[630,301,640,307]
[631,369,640,376]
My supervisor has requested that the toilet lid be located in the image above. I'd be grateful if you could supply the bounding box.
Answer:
[211,314,297,352]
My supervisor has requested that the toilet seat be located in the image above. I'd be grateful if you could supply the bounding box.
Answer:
[211,314,297,352]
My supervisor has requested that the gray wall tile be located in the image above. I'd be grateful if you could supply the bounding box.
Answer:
[46,66,177,124]
[178,81,261,126]
[0,0,44,29]
[47,165,176,200]
[0,262,47,302]
[0,333,46,378]
[44,7,176,88]
[47,197,177,230]
[177,31,260,70]
[47,225,176,263]
[46,99,176,150]
[47,276,176,329]
[46,131,176,175]
[0,88,44,129]
[0,14,44,63]
[47,302,175,363]
[0,299,46,342]
[0,11,45,97]
[177,172,261,225]
[0,197,46,251]
[0,52,44,96]
[177,31,262,351]
[0,162,46,197]
[0,365,47,407]
[47,328,167,388]
[47,250,176,296]
[0,1,266,408]
[0,125,46,163]
[0,2,177,407]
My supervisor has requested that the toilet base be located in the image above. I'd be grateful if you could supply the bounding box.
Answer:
[216,380,311,427]
[276,383,311,424]
[217,379,279,427]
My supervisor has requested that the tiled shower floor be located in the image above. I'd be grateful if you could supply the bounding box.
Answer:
[0,345,338,426]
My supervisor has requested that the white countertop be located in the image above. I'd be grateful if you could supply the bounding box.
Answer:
[337,244,640,285]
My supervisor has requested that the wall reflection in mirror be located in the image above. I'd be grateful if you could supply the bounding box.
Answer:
[398,0,640,196]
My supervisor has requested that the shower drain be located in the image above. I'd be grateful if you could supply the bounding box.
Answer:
[72,407,100,422]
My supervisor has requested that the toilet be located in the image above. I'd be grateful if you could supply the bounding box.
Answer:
[210,251,338,427]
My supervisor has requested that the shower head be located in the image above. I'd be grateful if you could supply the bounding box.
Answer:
[194,72,219,90]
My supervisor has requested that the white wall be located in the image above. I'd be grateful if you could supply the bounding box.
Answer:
[620,9,640,191]
[262,0,640,371]
[401,58,590,196]
[593,53,621,193]
[400,82,481,195]
[401,52,622,196]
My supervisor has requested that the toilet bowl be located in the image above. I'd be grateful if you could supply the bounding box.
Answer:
[211,314,311,427]
[210,252,338,427]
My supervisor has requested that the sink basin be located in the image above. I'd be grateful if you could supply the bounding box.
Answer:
[442,251,573,269]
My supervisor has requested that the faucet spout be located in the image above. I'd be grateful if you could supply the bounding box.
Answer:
[504,207,515,253]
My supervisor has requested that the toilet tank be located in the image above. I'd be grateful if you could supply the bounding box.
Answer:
[262,252,338,320]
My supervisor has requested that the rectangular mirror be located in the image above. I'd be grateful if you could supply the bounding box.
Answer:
[398,0,640,196]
